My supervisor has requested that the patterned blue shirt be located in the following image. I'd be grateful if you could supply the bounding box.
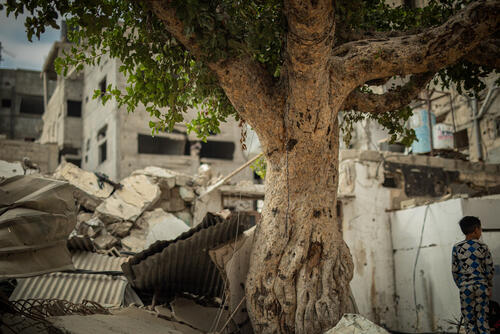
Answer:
[452,239,494,287]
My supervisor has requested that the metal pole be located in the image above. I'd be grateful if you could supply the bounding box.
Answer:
[472,98,483,161]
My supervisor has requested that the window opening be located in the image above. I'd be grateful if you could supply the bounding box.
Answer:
[138,134,188,155]
[19,95,44,114]
[67,100,82,117]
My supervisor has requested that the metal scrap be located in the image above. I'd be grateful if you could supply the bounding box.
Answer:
[0,175,77,278]
[122,212,254,301]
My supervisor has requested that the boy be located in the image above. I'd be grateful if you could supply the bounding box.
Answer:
[452,216,495,333]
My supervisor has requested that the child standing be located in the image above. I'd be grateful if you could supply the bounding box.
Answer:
[452,216,495,333]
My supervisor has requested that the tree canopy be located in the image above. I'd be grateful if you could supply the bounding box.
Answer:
[2,0,498,145]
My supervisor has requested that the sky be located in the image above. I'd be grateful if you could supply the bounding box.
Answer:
[0,11,60,71]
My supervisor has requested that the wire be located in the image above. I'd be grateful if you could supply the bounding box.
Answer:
[413,204,430,331]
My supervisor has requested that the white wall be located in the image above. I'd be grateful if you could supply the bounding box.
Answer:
[390,198,500,333]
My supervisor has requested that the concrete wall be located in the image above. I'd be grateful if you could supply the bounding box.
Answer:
[390,197,500,333]
[81,56,120,180]
[339,158,397,329]
[0,69,56,141]
[0,139,58,173]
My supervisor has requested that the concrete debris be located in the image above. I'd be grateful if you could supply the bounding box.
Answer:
[170,297,232,333]
[132,166,194,188]
[324,314,389,334]
[94,233,120,250]
[195,164,212,187]
[145,208,190,248]
[48,306,202,334]
[174,209,193,227]
[155,187,187,212]
[107,221,134,238]
[0,175,77,278]
[121,229,148,253]
[96,174,161,224]
[0,160,24,179]
[179,186,195,202]
[53,162,114,211]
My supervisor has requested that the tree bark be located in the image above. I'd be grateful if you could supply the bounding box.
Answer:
[246,115,354,334]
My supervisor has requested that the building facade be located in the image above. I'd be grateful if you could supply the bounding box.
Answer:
[0,68,56,141]
[41,43,256,182]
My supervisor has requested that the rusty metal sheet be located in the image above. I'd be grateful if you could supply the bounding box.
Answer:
[122,212,254,300]
[0,175,77,278]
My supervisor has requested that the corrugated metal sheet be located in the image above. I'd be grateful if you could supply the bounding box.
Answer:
[0,175,77,278]
[122,212,254,299]
[9,252,140,307]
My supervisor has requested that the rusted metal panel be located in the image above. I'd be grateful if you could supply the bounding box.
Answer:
[9,252,139,307]
[122,212,254,300]
[0,175,77,278]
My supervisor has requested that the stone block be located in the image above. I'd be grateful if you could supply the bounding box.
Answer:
[107,221,133,238]
[144,208,190,247]
[132,166,194,188]
[96,174,161,224]
[121,229,147,252]
[155,187,186,212]
[179,186,195,202]
[94,233,119,250]
[53,162,113,211]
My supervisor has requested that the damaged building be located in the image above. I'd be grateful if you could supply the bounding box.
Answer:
[1,147,499,333]
[38,33,258,183]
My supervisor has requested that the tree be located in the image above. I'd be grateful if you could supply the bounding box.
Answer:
[2,0,499,332]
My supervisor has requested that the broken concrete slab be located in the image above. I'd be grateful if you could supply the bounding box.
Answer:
[0,160,24,179]
[96,174,161,224]
[145,208,190,247]
[48,306,202,334]
[170,297,233,333]
[107,221,133,238]
[174,210,193,227]
[53,162,114,211]
[179,186,195,202]
[132,166,194,188]
[155,187,187,212]
[121,229,147,253]
[94,233,119,250]
[324,314,389,334]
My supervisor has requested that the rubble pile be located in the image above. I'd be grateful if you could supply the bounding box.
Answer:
[54,162,201,253]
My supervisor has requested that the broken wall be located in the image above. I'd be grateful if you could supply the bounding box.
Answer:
[339,156,397,329]
[0,139,58,173]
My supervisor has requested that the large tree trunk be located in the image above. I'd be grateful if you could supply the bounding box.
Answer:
[246,115,354,333]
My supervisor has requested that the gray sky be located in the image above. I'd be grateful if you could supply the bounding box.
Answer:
[0,12,60,71]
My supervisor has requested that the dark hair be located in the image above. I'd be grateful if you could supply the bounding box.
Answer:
[459,216,481,235]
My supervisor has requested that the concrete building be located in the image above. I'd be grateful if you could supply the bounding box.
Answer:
[0,68,56,141]
[39,41,84,166]
[40,42,256,182]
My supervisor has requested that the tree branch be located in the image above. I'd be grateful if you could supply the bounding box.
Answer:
[147,0,283,146]
[464,38,500,69]
[332,1,500,86]
[341,72,434,114]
